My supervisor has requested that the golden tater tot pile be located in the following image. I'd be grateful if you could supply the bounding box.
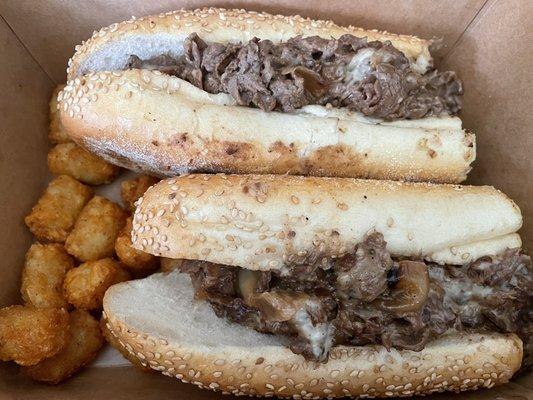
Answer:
[48,143,120,185]
[21,243,74,309]
[0,85,176,384]
[64,258,130,310]
[24,310,104,384]
[121,174,159,212]
[25,175,93,242]
[65,196,127,261]
[0,306,70,366]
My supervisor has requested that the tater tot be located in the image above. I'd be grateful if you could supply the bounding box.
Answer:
[100,317,151,372]
[21,243,74,309]
[0,306,69,366]
[65,196,127,261]
[160,257,184,272]
[49,84,71,144]
[25,175,94,242]
[48,143,120,185]
[63,258,130,310]
[121,175,159,212]
[115,217,158,276]
[24,310,104,384]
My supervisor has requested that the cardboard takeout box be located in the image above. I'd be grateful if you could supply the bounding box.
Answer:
[0,0,531,398]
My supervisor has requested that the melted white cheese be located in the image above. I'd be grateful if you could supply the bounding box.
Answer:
[344,48,376,86]
[293,304,334,360]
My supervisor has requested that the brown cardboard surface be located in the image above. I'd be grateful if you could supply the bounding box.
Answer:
[1,364,532,400]
[0,17,53,306]
[0,0,486,83]
[0,0,531,398]
[442,0,533,252]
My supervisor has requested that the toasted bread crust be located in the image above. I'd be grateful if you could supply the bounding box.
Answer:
[68,7,431,80]
[130,174,522,268]
[59,70,474,183]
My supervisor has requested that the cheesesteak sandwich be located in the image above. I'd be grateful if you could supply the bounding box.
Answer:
[59,8,474,183]
[103,174,531,398]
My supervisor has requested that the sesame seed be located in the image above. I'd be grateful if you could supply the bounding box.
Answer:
[337,202,348,210]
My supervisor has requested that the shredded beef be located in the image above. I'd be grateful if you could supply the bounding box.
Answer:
[127,33,462,120]
[334,233,393,302]
[429,249,533,368]
[180,235,532,363]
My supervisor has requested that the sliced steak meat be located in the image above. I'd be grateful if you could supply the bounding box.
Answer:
[178,234,532,363]
[334,232,393,302]
[126,33,462,120]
